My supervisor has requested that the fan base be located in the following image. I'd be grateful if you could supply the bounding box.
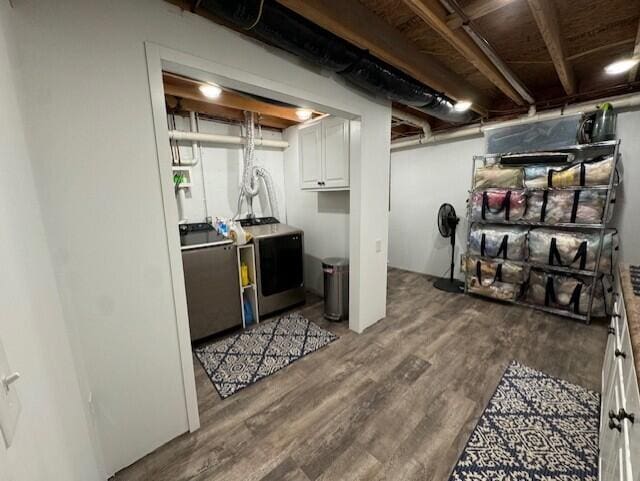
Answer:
[433,278,465,293]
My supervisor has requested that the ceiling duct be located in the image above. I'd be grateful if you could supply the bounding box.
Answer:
[199,0,475,124]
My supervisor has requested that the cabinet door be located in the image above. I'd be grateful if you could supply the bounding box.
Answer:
[322,117,349,188]
[604,317,617,395]
[620,323,640,481]
[299,122,323,189]
[602,365,626,481]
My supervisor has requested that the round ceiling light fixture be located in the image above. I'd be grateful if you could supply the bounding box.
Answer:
[296,108,313,121]
[453,100,472,112]
[604,58,639,75]
[199,83,222,99]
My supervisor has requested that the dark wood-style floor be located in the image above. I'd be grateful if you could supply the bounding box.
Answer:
[114,268,607,481]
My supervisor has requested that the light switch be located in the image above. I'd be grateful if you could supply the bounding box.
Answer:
[375,239,382,253]
[0,340,21,448]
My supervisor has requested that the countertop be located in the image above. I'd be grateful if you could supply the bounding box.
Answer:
[180,230,233,251]
[620,264,640,386]
[243,223,303,239]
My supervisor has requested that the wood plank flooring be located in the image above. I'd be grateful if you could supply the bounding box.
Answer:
[114,268,607,481]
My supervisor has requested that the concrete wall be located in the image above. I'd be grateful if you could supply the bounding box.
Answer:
[283,124,350,294]
[388,110,640,278]
[389,136,483,279]
[173,116,286,222]
[0,6,101,480]
[6,0,390,475]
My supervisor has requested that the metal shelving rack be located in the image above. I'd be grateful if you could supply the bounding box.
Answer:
[464,139,621,324]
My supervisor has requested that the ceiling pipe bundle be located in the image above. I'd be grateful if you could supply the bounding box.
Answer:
[391,108,432,138]
[391,92,640,151]
[168,130,289,149]
[199,0,474,124]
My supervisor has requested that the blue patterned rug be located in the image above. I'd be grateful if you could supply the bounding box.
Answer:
[449,361,600,481]
[194,312,337,399]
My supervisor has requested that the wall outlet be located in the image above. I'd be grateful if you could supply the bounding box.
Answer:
[375,239,382,253]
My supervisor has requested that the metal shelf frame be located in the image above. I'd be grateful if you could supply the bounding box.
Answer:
[464,139,621,324]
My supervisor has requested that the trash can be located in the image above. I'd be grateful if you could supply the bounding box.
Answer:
[322,257,349,321]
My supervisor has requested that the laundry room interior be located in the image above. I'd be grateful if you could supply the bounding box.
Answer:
[2,1,640,481]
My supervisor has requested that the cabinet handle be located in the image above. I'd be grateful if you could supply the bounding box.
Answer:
[615,348,626,359]
[609,418,622,431]
[609,409,618,420]
[607,327,615,335]
[618,408,635,424]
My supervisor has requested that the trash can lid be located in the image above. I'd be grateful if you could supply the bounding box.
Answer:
[322,257,349,267]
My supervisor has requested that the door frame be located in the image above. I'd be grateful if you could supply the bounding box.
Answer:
[144,42,361,432]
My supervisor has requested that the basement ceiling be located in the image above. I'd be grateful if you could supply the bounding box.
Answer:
[163,72,324,130]
[167,0,640,139]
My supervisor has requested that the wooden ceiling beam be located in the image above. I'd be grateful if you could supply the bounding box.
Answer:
[402,0,525,105]
[446,0,513,30]
[527,0,576,96]
[166,95,295,130]
[163,73,306,122]
[275,0,490,115]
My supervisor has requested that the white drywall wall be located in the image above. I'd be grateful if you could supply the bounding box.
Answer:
[6,0,390,474]
[172,116,286,222]
[612,110,640,265]
[389,136,483,279]
[0,8,101,481]
[283,124,350,294]
[388,110,640,277]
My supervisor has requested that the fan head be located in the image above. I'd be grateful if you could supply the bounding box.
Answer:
[437,203,459,238]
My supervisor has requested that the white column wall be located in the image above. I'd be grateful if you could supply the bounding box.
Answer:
[6,0,390,474]
[0,5,102,480]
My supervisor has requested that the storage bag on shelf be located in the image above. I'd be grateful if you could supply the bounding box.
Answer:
[467,276,521,301]
[523,189,610,224]
[474,166,523,189]
[527,228,617,274]
[523,155,614,188]
[468,225,528,261]
[462,256,528,285]
[525,270,607,317]
[471,190,526,221]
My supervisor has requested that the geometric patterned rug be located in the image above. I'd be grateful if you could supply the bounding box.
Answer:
[194,312,337,399]
[449,361,600,481]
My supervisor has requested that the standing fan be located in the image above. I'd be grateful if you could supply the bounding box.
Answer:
[434,203,465,293]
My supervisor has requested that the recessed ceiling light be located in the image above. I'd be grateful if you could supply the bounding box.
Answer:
[296,109,313,121]
[199,83,222,99]
[453,100,472,112]
[604,58,639,75]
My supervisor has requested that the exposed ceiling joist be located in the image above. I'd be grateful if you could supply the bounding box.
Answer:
[527,0,576,96]
[401,0,526,106]
[628,21,640,82]
[165,95,296,130]
[163,72,307,122]
[445,0,513,30]
[275,0,490,115]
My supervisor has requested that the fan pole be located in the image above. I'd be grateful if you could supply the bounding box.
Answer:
[450,226,456,283]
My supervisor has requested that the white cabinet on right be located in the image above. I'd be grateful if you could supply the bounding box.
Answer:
[299,117,350,191]
[600,272,640,481]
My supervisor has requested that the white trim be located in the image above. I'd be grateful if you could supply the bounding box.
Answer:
[144,42,200,432]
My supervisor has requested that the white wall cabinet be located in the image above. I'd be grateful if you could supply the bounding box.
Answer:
[600,273,640,481]
[299,117,349,190]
